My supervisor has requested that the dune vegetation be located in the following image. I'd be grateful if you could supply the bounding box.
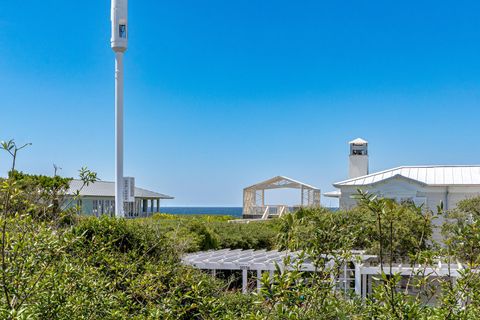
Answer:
[1,141,480,319]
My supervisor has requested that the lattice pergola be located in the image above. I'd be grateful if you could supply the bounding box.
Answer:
[182,249,464,295]
[243,176,321,218]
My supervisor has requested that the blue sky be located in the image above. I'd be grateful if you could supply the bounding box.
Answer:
[1,1,480,206]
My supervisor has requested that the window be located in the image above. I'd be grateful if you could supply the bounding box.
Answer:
[352,149,366,155]
[399,198,414,205]
[119,24,127,38]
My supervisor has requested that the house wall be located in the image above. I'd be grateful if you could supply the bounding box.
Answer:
[338,177,480,242]
[339,178,480,212]
[64,196,161,217]
[64,196,114,215]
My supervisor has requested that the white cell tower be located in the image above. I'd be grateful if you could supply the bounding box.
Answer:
[111,0,128,217]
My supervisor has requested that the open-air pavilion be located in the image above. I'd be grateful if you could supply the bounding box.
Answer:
[243,176,321,219]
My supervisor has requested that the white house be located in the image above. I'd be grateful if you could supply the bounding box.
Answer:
[333,165,480,211]
[66,180,173,218]
[326,139,480,212]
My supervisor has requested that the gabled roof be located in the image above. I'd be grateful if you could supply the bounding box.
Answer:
[244,176,319,191]
[334,165,480,187]
[67,180,174,199]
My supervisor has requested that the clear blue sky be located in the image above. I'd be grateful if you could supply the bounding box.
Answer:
[1,1,480,206]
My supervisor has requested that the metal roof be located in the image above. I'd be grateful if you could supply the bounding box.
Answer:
[67,180,174,199]
[244,176,319,191]
[349,138,368,145]
[334,165,480,187]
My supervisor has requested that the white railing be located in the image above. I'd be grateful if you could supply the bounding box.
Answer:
[244,205,292,219]
[261,206,270,219]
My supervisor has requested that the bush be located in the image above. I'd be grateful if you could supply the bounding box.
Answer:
[3,159,480,318]
[142,216,279,253]
[277,197,433,261]
[212,221,279,250]
[1,170,72,220]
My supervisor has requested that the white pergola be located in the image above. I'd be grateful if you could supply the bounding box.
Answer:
[243,176,321,219]
[182,249,315,293]
[182,249,466,297]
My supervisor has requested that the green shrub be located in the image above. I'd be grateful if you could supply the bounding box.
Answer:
[212,221,279,250]
[4,157,480,318]
[142,217,279,253]
[277,199,433,261]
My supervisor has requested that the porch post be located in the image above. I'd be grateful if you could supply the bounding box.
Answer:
[157,199,160,213]
[301,186,304,206]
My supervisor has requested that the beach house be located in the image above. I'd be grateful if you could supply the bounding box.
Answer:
[325,139,480,212]
[66,180,173,217]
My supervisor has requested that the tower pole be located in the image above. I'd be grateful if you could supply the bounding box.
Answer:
[111,0,128,217]
[115,51,125,217]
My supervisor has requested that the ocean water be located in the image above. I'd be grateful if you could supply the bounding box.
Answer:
[161,207,243,217]
[160,207,338,217]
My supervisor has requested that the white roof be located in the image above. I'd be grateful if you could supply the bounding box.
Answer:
[334,165,480,187]
[244,176,319,191]
[323,190,341,198]
[349,138,368,145]
[67,180,174,199]
[182,249,313,271]
[182,249,371,272]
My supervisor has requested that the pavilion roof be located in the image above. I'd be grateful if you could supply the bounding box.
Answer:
[244,176,319,191]
[67,179,174,199]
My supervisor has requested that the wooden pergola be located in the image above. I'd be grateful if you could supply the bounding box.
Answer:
[243,176,321,219]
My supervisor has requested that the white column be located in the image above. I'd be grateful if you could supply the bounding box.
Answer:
[362,274,367,298]
[242,269,248,293]
[114,51,124,218]
[301,186,304,206]
[354,263,361,296]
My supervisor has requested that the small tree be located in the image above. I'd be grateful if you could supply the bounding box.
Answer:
[0,140,31,175]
